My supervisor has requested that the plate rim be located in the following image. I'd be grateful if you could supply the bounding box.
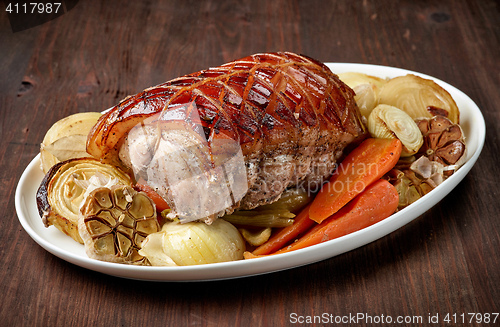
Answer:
[15,62,486,282]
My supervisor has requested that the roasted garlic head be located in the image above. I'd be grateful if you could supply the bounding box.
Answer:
[385,156,445,209]
[416,115,466,175]
[79,185,160,264]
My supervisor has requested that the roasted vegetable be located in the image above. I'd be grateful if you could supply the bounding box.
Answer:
[139,219,245,266]
[223,209,295,228]
[416,115,466,175]
[338,72,387,118]
[367,104,423,157]
[251,204,314,255]
[309,138,402,223]
[351,83,379,119]
[238,227,272,246]
[222,187,311,228]
[266,179,399,254]
[40,112,102,173]
[36,158,133,244]
[78,185,160,264]
[257,187,311,214]
[378,74,459,124]
[386,156,445,209]
[338,72,388,89]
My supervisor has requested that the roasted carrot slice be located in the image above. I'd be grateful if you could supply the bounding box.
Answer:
[309,138,401,223]
[275,178,399,254]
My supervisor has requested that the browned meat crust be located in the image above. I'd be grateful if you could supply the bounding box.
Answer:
[87,52,367,222]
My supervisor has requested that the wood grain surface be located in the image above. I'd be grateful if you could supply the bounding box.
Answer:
[1,0,498,326]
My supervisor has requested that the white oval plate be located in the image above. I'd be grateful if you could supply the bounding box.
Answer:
[15,63,485,281]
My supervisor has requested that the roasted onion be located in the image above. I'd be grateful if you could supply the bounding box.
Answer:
[378,74,459,123]
[36,158,133,243]
[139,219,245,266]
[338,72,387,118]
[40,112,102,173]
[367,104,423,157]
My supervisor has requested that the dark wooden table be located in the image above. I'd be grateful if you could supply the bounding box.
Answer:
[1,1,498,326]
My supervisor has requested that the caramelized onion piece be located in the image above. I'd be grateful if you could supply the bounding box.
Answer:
[140,219,245,266]
[339,72,388,118]
[378,74,459,124]
[36,158,133,243]
[367,104,423,157]
[40,112,102,173]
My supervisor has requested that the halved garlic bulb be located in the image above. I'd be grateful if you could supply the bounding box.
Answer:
[415,115,466,175]
[78,185,160,264]
[139,219,245,266]
[368,104,423,157]
[378,74,459,124]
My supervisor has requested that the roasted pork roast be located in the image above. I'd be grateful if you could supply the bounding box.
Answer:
[87,52,367,223]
